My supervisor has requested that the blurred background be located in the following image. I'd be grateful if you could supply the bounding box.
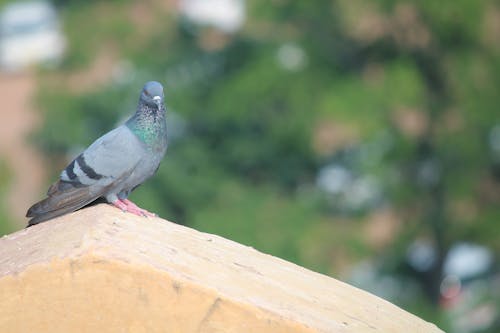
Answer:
[0,0,498,331]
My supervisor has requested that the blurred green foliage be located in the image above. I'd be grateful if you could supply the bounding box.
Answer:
[0,159,13,235]
[6,0,498,330]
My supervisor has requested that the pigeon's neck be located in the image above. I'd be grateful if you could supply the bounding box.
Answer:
[126,102,167,149]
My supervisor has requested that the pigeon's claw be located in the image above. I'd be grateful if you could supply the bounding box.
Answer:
[111,199,129,213]
[121,199,157,218]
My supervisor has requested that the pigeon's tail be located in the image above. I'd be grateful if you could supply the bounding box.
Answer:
[26,180,102,227]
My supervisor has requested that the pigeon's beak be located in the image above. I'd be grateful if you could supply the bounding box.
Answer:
[153,96,162,109]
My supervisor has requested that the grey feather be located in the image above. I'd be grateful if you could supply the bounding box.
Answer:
[26,81,168,226]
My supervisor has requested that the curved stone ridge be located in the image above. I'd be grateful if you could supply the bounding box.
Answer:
[0,204,443,333]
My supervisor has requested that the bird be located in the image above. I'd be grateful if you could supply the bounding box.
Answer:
[26,81,168,226]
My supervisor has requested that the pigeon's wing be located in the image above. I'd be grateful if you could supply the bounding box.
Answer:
[26,125,144,226]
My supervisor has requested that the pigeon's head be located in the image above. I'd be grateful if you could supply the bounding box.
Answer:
[141,81,165,110]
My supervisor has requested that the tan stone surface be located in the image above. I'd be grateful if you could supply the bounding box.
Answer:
[0,204,444,333]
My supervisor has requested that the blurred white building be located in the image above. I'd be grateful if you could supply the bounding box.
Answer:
[0,1,66,71]
[179,0,245,33]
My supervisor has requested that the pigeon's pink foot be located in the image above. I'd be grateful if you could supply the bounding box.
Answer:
[122,199,157,217]
[111,199,156,217]
[112,199,128,212]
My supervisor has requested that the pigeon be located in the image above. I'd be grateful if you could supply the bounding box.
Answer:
[26,81,168,226]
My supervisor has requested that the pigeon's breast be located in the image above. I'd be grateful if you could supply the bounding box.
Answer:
[119,141,166,193]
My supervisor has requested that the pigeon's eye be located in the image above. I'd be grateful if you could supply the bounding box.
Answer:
[144,91,150,97]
